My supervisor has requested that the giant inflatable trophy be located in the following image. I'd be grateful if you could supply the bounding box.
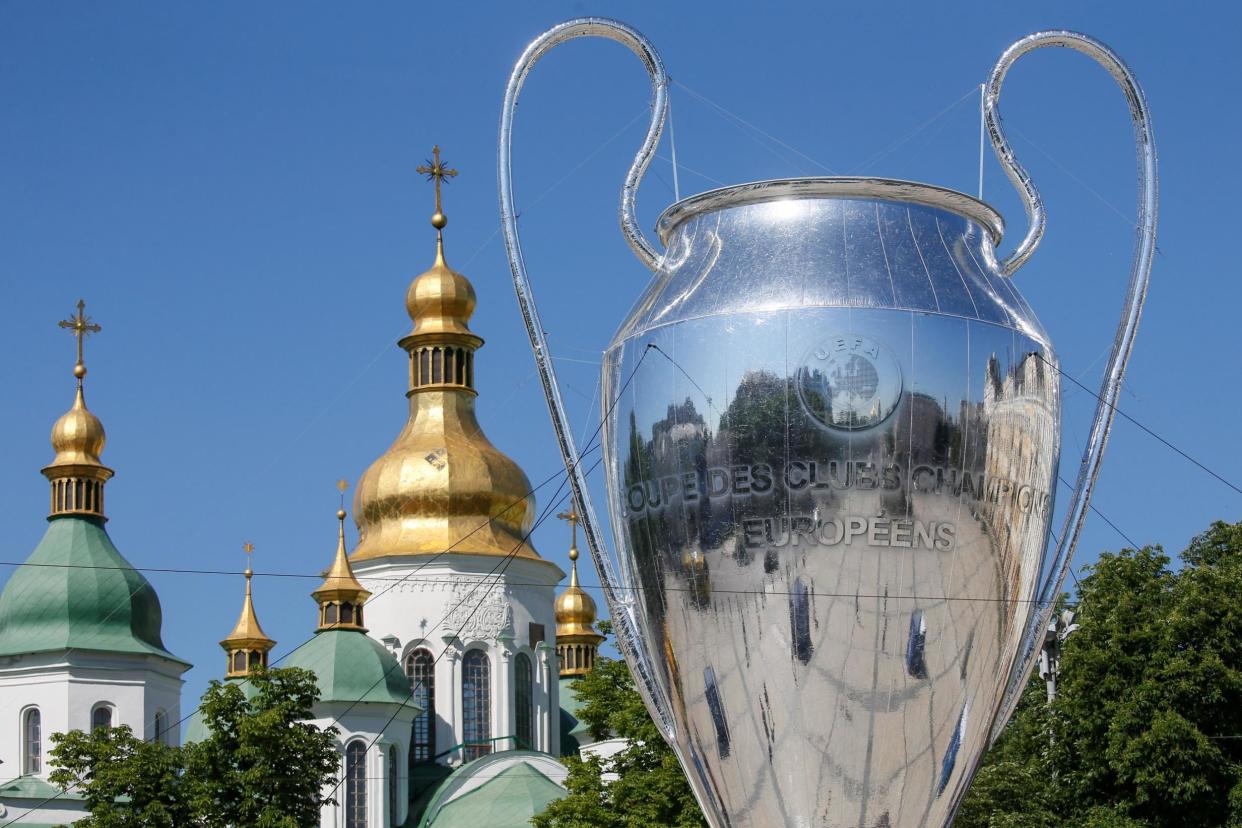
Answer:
[500,20,1156,828]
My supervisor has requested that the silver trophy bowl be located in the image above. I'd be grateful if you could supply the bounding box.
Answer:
[500,20,1156,828]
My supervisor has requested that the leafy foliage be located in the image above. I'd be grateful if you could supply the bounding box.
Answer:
[533,624,706,828]
[184,667,341,828]
[959,520,1242,827]
[49,667,340,828]
[50,726,189,828]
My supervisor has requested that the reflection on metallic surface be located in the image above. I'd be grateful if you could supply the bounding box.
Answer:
[499,20,1156,828]
[601,194,1059,827]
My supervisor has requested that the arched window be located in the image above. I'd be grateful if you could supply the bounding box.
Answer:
[405,648,435,763]
[515,652,533,750]
[461,650,491,761]
[153,711,168,746]
[91,705,112,732]
[22,708,41,775]
[345,740,367,828]
[388,745,398,825]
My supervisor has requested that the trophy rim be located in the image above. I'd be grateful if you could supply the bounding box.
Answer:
[655,177,1005,247]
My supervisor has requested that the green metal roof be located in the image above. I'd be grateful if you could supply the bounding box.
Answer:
[558,676,591,756]
[416,753,566,828]
[0,774,83,801]
[284,628,417,706]
[0,516,184,664]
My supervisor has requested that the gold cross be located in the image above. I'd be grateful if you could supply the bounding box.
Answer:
[557,507,580,548]
[416,145,458,216]
[242,542,254,576]
[58,299,101,377]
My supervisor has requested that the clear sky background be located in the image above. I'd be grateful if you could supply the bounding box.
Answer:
[1,2,1238,721]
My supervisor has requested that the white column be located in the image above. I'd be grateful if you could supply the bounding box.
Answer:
[496,633,515,752]
[536,641,557,755]
[370,741,383,828]
[440,635,462,764]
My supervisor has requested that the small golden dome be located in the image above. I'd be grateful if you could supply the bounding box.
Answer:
[221,569,275,653]
[42,301,114,519]
[314,509,371,631]
[315,512,371,605]
[555,545,598,636]
[554,515,604,678]
[49,386,106,467]
[404,246,478,339]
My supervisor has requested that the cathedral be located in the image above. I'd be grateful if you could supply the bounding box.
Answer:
[0,153,609,827]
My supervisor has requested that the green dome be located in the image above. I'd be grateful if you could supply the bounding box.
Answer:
[284,628,415,706]
[0,516,183,662]
[417,753,567,828]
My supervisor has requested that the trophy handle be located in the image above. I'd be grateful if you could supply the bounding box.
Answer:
[498,18,676,739]
[985,32,1158,734]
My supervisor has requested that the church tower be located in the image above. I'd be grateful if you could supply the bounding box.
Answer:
[348,148,564,778]
[554,509,604,679]
[219,544,275,678]
[0,303,188,819]
[285,500,417,828]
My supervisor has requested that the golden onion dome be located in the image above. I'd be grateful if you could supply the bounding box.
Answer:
[351,148,545,564]
[49,384,107,467]
[554,544,598,636]
[555,511,604,678]
[404,245,478,340]
[41,301,114,520]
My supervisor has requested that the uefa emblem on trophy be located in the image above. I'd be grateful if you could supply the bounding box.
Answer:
[500,19,1157,828]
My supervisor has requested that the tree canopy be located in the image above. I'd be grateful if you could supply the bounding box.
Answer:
[958,519,1242,827]
[49,667,340,828]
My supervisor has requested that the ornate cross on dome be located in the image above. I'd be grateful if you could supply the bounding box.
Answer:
[416,145,457,230]
[243,542,254,577]
[58,299,101,385]
[557,507,580,559]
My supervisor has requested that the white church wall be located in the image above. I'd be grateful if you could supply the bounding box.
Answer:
[312,702,416,828]
[0,651,185,778]
[353,554,563,766]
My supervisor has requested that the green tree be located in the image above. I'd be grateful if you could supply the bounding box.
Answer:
[534,623,706,828]
[49,726,190,828]
[959,520,1242,827]
[184,667,340,828]
[49,667,340,828]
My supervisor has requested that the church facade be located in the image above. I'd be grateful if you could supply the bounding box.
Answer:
[0,160,609,828]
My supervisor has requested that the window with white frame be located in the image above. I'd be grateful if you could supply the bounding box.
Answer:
[345,740,367,828]
[154,710,168,745]
[462,650,491,761]
[91,704,112,732]
[405,647,435,762]
[22,708,41,775]
[515,652,534,750]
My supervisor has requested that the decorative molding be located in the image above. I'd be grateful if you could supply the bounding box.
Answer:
[443,579,513,642]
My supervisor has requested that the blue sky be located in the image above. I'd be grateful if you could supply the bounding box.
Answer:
[1,2,1238,716]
